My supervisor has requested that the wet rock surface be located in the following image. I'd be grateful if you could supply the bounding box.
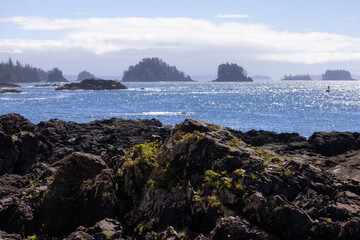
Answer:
[0,114,359,239]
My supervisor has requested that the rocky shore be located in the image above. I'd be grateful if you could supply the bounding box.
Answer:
[0,113,359,239]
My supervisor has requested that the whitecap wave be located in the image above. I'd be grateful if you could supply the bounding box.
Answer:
[142,111,194,116]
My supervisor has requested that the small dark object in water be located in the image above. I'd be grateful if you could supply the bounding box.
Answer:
[326,86,331,92]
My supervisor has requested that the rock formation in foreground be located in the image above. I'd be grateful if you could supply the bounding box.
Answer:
[0,113,359,239]
[55,79,128,90]
[213,63,253,82]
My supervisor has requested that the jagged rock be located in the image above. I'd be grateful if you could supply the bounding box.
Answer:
[66,218,125,240]
[0,113,36,135]
[13,131,39,175]
[55,79,127,90]
[0,130,18,174]
[329,151,360,181]
[65,231,94,240]
[238,129,307,146]
[0,195,34,235]
[35,117,170,164]
[36,152,116,236]
[208,216,279,240]
[0,114,46,175]
[0,230,22,240]
[0,114,359,239]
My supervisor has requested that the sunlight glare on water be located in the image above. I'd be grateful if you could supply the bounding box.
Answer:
[0,80,359,137]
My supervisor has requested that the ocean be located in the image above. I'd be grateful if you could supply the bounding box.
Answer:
[1,80,359,138]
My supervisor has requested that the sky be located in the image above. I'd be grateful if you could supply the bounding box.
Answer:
[1,0,360,79]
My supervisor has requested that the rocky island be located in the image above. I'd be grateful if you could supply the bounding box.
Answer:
[77,70,96,82]
[0,58,68,83]
[282,74,312,80]
[0,113,359,239]
[0,89,22,94]
[213,63,253,82]
[322,70,354,80]
[55,79,127,90]
[122,58,193,82]
[0,83,20,88]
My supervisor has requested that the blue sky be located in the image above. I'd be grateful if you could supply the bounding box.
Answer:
[1,0,360,79]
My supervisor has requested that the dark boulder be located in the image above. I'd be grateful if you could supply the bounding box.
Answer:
[36,152,117,236]
[12,131,39,175]
[0,114,44,175]
[238,129,307,146]
[0,113,36,135]
[0,130,18,174]
[55,79,127,90]
[34,117,170,164]
[308,131,359,156]
[0,194,35,235]
[0,230,22,240]
[208,216,279,240]
[83,218,124,239]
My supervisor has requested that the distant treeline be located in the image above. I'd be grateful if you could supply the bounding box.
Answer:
[322,70,353,80]
[282,74,311,80]
[0,58,67,83]
[122,58,193,82]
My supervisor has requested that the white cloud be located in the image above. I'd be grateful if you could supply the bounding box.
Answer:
[214,14,251,19]
[1,16,360,64]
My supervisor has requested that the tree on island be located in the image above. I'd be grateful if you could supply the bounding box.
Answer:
[213,63,253,82]
[122,58,193,82]
[48,68,68,82]
[77,70,96,82]
[282,74,312,80]
[322,70,354,80]
[0,58,48,83]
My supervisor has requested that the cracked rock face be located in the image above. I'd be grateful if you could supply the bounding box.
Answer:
[0,114,359,239]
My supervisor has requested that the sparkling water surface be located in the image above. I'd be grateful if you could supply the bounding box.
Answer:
[1,81,359,137]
